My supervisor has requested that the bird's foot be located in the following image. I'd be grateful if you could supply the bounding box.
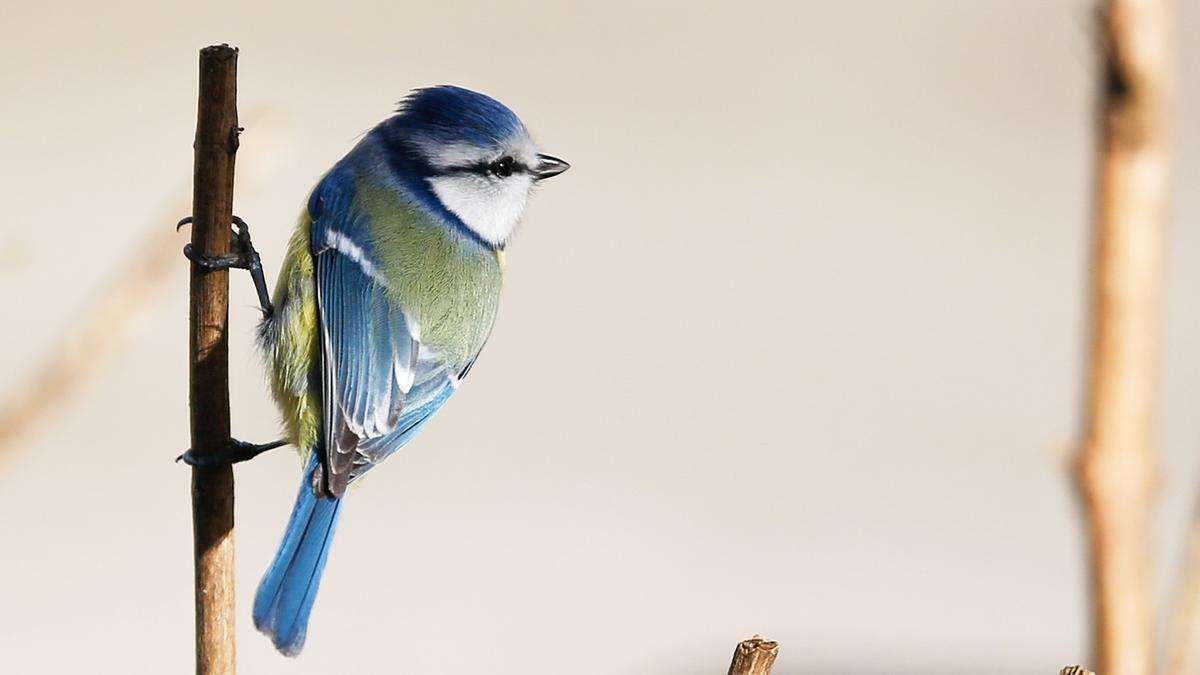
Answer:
[177,438,288,467]
[178,215,274,317]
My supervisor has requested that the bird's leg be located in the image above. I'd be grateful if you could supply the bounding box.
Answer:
[176,214,279,468]
[178,215,274,318]
[177,438,289,467]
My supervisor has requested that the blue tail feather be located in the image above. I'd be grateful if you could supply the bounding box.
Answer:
[254,454,343,656]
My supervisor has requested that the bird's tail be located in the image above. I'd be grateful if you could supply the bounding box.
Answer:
[253,453,343,656]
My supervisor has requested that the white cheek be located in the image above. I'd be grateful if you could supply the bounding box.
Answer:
[427,174,532,245]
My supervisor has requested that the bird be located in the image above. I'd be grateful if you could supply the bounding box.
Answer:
[238,85,567,656]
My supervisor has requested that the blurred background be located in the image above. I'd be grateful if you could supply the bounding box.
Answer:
[1,0,1198,673]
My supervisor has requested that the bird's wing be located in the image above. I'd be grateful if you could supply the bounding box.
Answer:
[314,248,416,497]
[350,348,461,474]
[309,168,464,497]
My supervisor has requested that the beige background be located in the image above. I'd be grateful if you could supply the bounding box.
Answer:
[2,0,1199,673]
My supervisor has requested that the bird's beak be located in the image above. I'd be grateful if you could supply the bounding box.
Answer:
[532,153,570,180]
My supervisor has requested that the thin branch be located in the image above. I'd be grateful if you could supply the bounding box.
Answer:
[189,44,240,675]
[1073,3,1173,675]
[727,637,778,675]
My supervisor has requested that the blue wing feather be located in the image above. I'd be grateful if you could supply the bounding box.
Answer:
[356,359,457,466]
[309,168,460,493]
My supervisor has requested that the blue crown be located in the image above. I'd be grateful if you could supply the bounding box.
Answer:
[390,85,527,147]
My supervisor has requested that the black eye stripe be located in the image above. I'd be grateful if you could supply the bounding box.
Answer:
[440,157,529,178]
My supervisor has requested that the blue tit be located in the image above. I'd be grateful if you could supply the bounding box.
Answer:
[251,85,569,656]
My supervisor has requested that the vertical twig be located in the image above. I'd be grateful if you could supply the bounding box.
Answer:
[189,44,240,675]
[727,637,778,675]
[1074,3,1172,675]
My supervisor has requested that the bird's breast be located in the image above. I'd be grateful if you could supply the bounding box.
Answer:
[356,178,503,370]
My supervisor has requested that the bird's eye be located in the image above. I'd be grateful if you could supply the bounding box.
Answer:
[491,156,516,178]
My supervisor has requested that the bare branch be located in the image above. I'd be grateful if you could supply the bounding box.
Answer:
[189,44,240,675]
[727,637,779,675]
[1073,2,1173,675]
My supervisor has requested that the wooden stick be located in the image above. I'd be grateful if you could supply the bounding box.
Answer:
[188,44,240,675]
[1074,3,1172,675]
[727,637,778,675]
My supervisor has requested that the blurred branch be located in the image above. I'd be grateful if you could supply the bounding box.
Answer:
[727,637,778,675]
[188,44,240,675]
[0,107,286,458]
[0,225,179,450]
[1167,512,1200,675]
[1073,2,1172,675]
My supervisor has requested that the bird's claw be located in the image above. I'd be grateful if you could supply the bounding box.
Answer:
[176,214,247,232]
[178,215,274,317]
[180,215,259,271]
[177,438,288,467]
[182,245,244,270]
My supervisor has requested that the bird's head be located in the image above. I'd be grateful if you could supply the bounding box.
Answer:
[385,85,569,247]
